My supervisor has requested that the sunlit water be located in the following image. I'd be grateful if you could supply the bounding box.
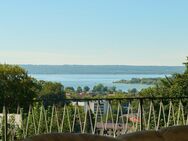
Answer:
[30,74,168,92]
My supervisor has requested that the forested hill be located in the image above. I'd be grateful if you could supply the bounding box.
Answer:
[21,65,185,74]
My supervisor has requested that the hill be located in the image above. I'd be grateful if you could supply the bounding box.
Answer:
[21,65,185,74]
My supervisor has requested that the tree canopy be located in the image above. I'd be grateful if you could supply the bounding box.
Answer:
[38,81,64,96]
[0,64,40,107]
[36,81,66,106]
[140,57,188,97]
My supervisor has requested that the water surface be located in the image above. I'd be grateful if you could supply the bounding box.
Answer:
[31,74,168,92]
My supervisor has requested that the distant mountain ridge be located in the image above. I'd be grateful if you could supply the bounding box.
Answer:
[21,65,185,74]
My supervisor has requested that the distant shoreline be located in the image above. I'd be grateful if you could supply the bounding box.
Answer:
[30,74,165,92]
[113,77,162,85]
[29,73,169,75]
[22,65,185,75]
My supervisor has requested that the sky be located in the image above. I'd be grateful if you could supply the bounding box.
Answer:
[0,0,188,66]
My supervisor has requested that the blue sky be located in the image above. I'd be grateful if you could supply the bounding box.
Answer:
[0,0,187,65]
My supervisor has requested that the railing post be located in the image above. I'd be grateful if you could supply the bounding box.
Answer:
[4,105,8,141]
[140,98,144,131]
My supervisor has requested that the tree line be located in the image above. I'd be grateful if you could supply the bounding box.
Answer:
[1,57,188,108]
[0,64,125,109]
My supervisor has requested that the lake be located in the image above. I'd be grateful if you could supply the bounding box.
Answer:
[30,74,168,92]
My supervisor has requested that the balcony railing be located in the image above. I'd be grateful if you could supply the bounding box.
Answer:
[1,97,188,141]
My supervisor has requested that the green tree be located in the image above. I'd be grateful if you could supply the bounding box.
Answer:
[92,84,107,94]
[139,57,188,129]
[38,81,66,106]
[0,64,40,109]
[83,86,90,92]
[107,86,116,94]
[76,86,82,93]
[39,81,64,96]
[183,56,188,73]
[65,87,75,93]
[128,88,138,95]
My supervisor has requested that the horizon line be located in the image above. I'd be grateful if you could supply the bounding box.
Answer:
[19,64,184,67]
